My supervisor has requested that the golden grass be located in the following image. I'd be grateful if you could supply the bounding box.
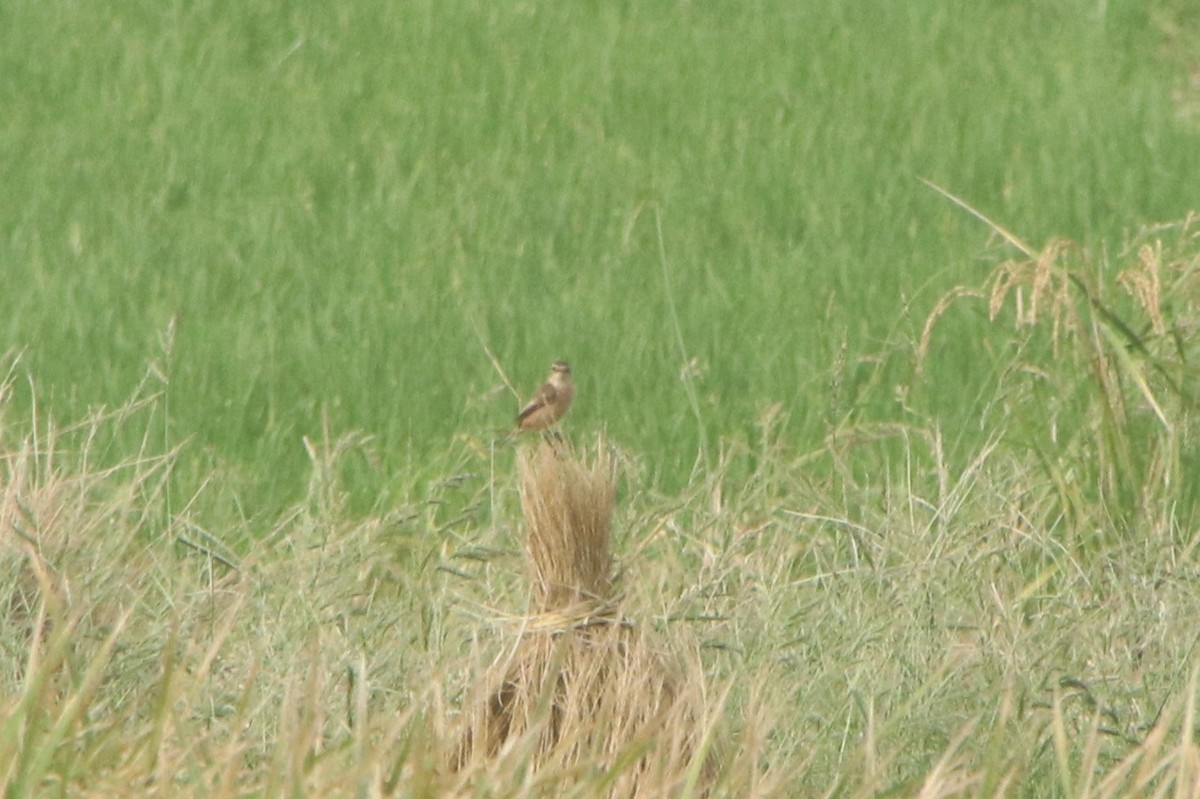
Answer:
[916,207,1200,539]
[519,440,616,614]
[454,438,721,797]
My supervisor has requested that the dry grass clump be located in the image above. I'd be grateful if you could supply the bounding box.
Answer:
[0,380,186,796]
[519,440,616,613]
[0,385,172,670]
[456,621,719,796]
[917,205,1200,540]
[454,439,720,796]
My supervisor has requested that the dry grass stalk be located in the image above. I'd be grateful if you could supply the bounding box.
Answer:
[916,214,1200,533]
[455,437,717,795]
[456,621,715,794]
[519,439,615,613]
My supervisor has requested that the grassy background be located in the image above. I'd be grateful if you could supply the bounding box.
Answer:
[3,0,1198,516]
[3,2,1200,794]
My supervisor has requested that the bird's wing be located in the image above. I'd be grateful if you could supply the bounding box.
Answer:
[516,381,558,423]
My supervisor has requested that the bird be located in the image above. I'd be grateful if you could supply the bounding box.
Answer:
[515,360,574,432]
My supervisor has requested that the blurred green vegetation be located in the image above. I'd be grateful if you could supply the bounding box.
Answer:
[2,0,1197,516]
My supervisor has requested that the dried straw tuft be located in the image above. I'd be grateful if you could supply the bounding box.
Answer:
[518,439,615,612]
[455,437,717,795]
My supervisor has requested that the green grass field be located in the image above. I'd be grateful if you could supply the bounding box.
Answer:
[3,1,1200,795]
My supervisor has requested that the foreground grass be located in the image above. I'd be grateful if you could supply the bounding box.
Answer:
[2,218,1198,795]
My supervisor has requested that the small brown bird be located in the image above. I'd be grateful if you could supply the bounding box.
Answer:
[516,360,574,431]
